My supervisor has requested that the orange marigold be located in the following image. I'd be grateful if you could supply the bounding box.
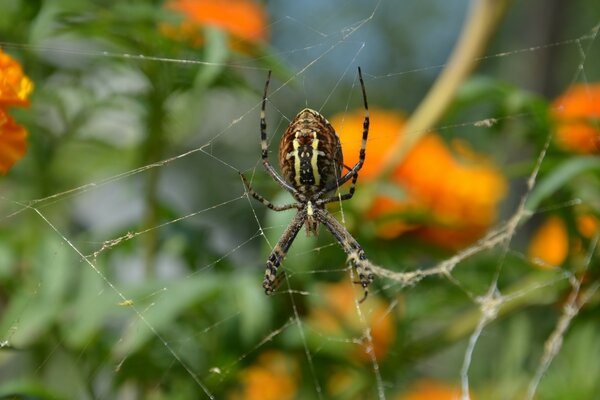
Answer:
[0,110,28,174]
[576,213,598,239]
[331,108,507,248]
[396,379,470,400]
[0,50,33,107]
[163,0,268,47]
[528,216,568,269]
[552,83,600,154]
[0,49,33,174]
[307,279,396,361]
[228,351,298,400]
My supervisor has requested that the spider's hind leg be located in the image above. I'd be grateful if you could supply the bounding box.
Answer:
[315,208,375,303]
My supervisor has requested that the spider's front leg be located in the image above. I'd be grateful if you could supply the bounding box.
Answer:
[240,172,300,212]
[263,209,306,295]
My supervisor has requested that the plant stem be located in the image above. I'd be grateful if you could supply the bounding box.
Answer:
[140,91,165,278]
[378,0,513,178]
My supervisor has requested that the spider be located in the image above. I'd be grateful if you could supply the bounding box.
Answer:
[240,67,374,302]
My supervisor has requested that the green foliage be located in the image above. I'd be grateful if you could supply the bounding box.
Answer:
[1,1,599,399]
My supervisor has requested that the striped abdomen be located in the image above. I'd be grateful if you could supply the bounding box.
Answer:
[278,108,343,196]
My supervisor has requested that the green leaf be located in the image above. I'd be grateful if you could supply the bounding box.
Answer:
[61,260,121,348]
[0,379,67,400]
[0,235,73,347]
[234,273,271,344]
[525,156,600,212]
[0,292,60,347]
[193,27,229,90]
[113,275,220,357]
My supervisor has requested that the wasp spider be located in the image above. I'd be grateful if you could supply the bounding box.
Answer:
[241,67,374,302]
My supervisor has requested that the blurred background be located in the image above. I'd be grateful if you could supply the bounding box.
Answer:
[0,0,599,399]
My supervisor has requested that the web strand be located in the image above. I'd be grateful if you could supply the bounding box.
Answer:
[1,8,599,400]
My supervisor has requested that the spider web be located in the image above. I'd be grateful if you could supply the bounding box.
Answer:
[1,1,599,399]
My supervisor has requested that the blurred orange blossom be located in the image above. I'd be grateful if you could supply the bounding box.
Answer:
[227,351,298,400]
[528,210,599,270]
[308,279,396,361]
[396,379,470,400]
[527,216,568,269]
[576,213,598,239]
[331,108,507,249]
[162,0,268,48]
[552,83,600,154]
[0,49,33,174]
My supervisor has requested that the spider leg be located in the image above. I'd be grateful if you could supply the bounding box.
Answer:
[314,208,374,303]
[259,70,304,199]
[319,66,369,196]
[240,173,300,211]
[263,209,306,295]
[316,171,359,206]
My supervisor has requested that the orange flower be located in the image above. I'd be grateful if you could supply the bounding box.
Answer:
[552,83,600,153]
[0,49,32,174]
[162,0,268,48]
[0,110,28,174]
[228,351,298,400]
[528,216,568,269]
[0,50,33,107]
[332,108,507,248]
[576,213,598,238]
[333,109,405,179]
[308,279,396,361]
[396,379,470,400]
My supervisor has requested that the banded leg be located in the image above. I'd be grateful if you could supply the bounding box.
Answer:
[240,173,300,211]
[320,66,369,194]
[317,168,359,206]
[314,208,374,302]
[263,209,306,295]
[259,70,302,198]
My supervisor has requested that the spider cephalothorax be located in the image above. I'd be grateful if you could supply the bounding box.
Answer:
[241,67,374,302]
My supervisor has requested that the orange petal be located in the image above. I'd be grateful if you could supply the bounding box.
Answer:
[555,121,600,154]
[552,83,600,119]
[308,280,396,362]
[165,0,268,43]
[576,214,598,238]
[528,216,568,268]
[331,108,406,180]
[0,110,28,174]
[233,351,298,400]
[398,379,469,400]
[552,83,600,154]
[0,50,33,107]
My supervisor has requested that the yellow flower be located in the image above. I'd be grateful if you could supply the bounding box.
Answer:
[331,108,507,248]
[308,280,396,361]
[228,351,298,400]
[552,83,600,154]
[395,379,470,400]
[162,0,268,49]
[528,216,568,269]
